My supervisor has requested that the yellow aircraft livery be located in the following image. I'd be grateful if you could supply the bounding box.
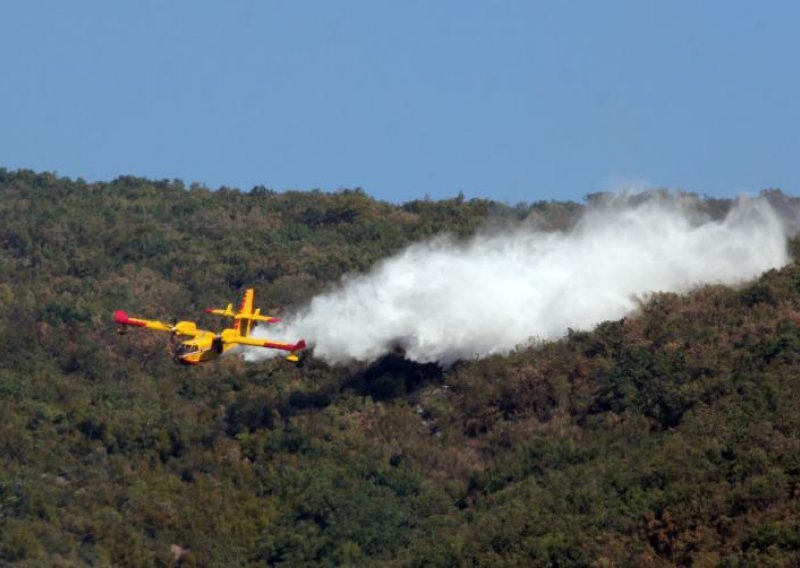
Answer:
[114,288,306,364]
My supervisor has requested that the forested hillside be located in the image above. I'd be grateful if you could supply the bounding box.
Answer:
[1,169,799,566]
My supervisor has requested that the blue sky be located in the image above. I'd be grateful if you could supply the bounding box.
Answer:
[1,1,798,203]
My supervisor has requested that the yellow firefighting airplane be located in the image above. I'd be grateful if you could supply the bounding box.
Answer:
[114,288,306,364]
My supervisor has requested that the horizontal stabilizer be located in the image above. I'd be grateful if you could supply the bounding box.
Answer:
[204,304,235,317]
[236,314,282,323]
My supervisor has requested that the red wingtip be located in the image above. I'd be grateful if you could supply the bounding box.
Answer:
[204,309,214,314]
[114,310,146,327]
[295,339,307,351]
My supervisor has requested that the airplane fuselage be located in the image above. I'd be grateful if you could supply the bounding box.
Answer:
[172,328,237,365]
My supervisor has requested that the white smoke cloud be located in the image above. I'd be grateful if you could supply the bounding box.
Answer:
[249,194,789,366]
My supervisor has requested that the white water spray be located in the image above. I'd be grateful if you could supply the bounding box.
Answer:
[249,194,789,365]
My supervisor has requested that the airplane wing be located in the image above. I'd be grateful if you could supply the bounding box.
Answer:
[220,329,306,353]
[114,310,202,337]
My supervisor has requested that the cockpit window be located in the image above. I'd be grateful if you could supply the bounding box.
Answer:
[175,343,200,356]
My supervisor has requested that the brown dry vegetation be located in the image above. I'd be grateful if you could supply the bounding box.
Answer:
[1,169,799,565]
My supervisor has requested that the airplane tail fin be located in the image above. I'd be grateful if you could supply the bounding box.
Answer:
[206,288,283,338]
[235,288,255,337]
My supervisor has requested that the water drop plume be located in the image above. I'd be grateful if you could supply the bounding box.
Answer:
[250,193,789,365]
